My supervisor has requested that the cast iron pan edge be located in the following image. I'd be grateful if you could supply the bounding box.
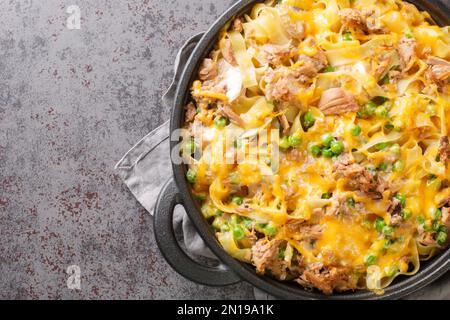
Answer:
[162,0,450,299]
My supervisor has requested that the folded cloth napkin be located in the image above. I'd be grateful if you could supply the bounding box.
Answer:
[115,34,449,300]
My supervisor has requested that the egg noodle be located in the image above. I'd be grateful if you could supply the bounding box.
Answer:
[181,0,450,294]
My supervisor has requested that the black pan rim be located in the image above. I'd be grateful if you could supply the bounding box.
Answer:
[170,0,450,300]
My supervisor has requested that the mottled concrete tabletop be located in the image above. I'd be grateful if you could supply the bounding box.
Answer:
[0,0,254,299]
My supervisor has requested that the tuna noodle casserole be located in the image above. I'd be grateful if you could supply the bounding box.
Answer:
[182,0,450,294]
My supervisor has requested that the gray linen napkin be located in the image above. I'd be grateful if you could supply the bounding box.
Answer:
[115,35,449,300]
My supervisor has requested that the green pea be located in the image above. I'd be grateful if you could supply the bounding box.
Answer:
[330,140,344,155]
[212,217,229,232]
[301,111,316,130]
[216,210,224,217]
[392,160,404,172]
[231,196,243,206]
[384,239,393,249]
[376,105,389,118]
[365,254,377,266]
[321,192,333,199]
[347,197,356,207]
[401,209,412,220]
[375,218,386,233]
[233,225,245,240]
[242,217,253,228]
[231,215,242,225]
[264,224,277,236]
[363,101,377,117]
[405,28,414,39]
[186,169,197,183]
[321,134,334,147]
[385,265,398,277]
[279,136,291,151]
[323,65,335,73]
[382,226,394,236]
[342,32,353,41]
[394,194,406,207]
[322,148,334,158]
[380,74,390,85]
[350,125,361,136]
[185,139,196,155]
[423,222,433,232]
[436,232,447,246]
[310,145,322,157]
[214,116,228,128]
[434,209,442,219]
[417,216,425,224]
[432,219,441,232]
[201,204,216,218]
[427,177,441,191]
[378,163,388,171]
[288,135,301,147]
[375,142,390,150]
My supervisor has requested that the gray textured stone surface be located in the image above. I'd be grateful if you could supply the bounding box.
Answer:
[0,0,254,299]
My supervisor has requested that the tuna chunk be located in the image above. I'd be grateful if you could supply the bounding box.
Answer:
[439,136,450,167]
[256,43,291,66]
[339,9,386,34]
[263,38,327,106]
[326,195,364,216]
[417,228,436,246]
[388,198,403,226]
[426,57,450,90]
[263,64,317,105]
[439,194,450,209]
[299,37,328,71]
[398,37,417,69]
[286,221,323,242]
[198,58,218,81]
[279,7,306,41]
[333,154,386,198]
[220,38,237,66]
[232,18,243,33]
[251,239,288,280]
[285,21,306,41]
[275,103,290,134]
[297,264,356,295]
[318,88,360,115]
[217,104,244,127]
[184,102,197,123]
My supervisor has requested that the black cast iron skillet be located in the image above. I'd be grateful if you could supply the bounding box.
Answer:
[154,0,450,299]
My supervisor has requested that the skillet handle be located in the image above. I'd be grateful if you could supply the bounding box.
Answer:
[154,179,241,286]
[162,32,204,109]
